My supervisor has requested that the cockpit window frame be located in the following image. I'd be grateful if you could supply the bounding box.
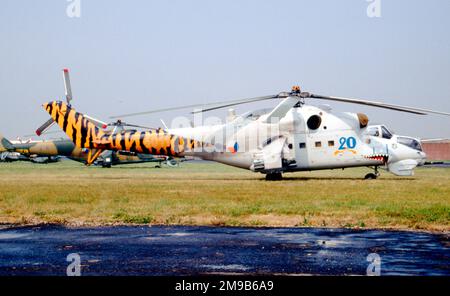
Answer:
[397,136,423,152]
[366,127,380,137]
[381,126,393,139]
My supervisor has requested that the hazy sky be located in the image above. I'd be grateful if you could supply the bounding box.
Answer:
[1,0,449,139]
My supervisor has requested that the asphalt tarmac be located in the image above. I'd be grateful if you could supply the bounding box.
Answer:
[0,225,448,276]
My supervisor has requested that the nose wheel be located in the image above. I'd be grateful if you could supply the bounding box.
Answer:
[364,166,380,180]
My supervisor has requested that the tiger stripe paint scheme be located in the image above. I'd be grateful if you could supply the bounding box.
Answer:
[43,101,204,156]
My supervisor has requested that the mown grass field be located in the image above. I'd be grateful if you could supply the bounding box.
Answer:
[0,161,449,232]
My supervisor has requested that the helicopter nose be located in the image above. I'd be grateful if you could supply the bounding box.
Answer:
[416,151,427,166]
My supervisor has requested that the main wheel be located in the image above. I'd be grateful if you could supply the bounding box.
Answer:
[265,172,283,181]
[364,173,378,180]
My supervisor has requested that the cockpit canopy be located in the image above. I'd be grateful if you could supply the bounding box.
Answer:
[397,136,423,151]
[365,125,393,139]
[366,125,423,151]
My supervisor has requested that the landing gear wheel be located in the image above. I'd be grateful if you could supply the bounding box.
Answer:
[365,166,380,180]
[364,173,378,180]
[265,172,283,181]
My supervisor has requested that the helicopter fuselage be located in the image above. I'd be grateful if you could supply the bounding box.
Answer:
[42,100,427,177]
[169,105,426,176]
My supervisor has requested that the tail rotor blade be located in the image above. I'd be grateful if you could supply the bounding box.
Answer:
[26,130,63,138]
[63,68,73,105]
[84,114,108,129]
[35,118,55,136]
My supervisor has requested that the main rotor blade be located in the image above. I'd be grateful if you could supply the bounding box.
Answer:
[190,95,280,114]
[309,94,450,116]
[112,123,157,130]
[110,104,210,118]
[110,94,279,118]
[110,89,450,118]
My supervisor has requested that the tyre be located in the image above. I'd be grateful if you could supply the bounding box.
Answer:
[265,172,283,181]
[364,173,377,180]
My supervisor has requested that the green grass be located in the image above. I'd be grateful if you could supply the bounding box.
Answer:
[0,161,449,231]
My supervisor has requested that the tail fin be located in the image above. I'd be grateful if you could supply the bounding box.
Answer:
[42,101,105,149]
[0,133,14,152]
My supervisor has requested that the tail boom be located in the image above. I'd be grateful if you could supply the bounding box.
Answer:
[43,101,204,157]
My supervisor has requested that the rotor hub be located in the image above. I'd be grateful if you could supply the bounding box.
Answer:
[291,85,301,94]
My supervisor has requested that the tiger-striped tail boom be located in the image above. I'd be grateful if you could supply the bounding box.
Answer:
[42,101,206,158]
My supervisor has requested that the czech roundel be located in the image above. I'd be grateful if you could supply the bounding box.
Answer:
[228,142,239,154]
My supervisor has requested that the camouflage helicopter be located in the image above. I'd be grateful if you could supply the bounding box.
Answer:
[40,81,450,180]
[0,135,30,162]
[0,134,62,163]
[0,152,31,163]
[0,132,174,167]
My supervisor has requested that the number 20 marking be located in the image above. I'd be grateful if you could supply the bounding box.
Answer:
[339,137,357,150]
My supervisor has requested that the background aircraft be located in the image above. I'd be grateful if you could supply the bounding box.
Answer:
[0,132,177,167]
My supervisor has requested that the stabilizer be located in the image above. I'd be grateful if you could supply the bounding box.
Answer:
[0,133,14,152]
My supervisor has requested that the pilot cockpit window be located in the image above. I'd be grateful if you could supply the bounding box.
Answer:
[366,127,380,137]
[397,137,423,151]
[381,126,393,139]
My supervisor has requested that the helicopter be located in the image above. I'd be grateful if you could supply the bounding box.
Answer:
[31,69,182,168]
[41,84,450,180]
[0,132,175,167]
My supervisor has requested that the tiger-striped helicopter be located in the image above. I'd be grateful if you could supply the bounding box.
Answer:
[32,69,180,168]
[41,80,450,180]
